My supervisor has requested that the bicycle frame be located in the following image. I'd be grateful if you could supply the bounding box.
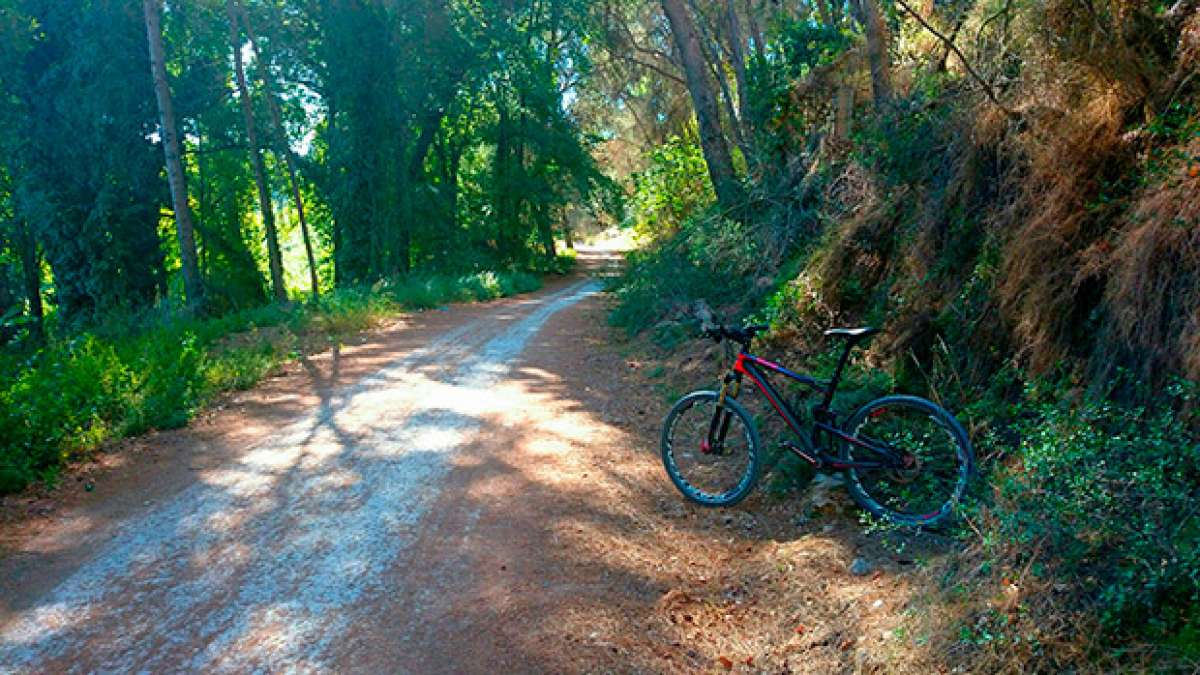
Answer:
[716,349,906,471]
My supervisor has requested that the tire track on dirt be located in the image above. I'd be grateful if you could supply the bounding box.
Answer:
[0,278,601,674]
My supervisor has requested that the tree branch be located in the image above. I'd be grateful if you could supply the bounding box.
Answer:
[895,0,1019,119]
[611,52,687,85]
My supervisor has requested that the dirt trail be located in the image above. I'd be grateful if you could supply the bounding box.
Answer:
[0,246,944,674]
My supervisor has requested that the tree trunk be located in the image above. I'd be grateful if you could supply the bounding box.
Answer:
[396,172,411,275]
[536,204,556,263]
[816,0,836,27]
[433,132,461,263]
[228,0,287,303]
[195,119,209,275]
[239,1,320,299]
[15,219,43,339]
[513,101,530,264]
[746,0,766,63]
[143,0,205,311]
[858,0,893,110]
[834,80,856,140]
[445,139,462,234]
[493,96,514,257]
[726,0,752,130]
[408,111,447,181]
[660,0,743,213]
[723,0,760,172]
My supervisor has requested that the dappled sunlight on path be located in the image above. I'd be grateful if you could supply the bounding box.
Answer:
[0,279,600,672]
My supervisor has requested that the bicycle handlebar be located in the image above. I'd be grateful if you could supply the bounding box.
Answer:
[702,323,768,346]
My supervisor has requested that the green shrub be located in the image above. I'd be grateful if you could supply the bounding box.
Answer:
[128,332,208,432]
[308,288,396,335]
[611,214,761,336]
[496,270,542,296]
[382,270,542,309]
[526,250,577,275]
[627,136,714,241]
[205,341,278,393]
[980,381,1200,639]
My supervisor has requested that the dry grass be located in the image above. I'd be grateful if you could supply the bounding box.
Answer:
[997,81,1135,373]
[992,1,1200,384]
[1085,135,1200,381]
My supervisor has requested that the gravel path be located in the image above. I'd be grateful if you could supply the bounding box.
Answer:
[0,275,601,673]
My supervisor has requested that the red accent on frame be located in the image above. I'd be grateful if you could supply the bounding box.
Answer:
[738,358,804,436]
[752,356,783,370]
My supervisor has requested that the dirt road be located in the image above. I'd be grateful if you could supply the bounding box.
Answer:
[0,248,940,674]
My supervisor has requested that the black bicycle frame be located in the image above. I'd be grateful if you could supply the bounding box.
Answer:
[721,350,904,471]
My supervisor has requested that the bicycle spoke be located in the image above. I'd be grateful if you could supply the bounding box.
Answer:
[662,392,760,507]
[844,397,971,524]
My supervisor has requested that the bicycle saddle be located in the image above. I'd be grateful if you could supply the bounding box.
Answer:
[824,326,880,340]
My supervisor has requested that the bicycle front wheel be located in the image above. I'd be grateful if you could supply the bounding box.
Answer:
[661,391,762,507]
[841,395,974,527]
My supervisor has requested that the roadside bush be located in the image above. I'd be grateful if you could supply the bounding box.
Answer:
[384,270,541,309]
[984,381,1199,636]
[611,213,763,337]
[528,250,577,275]
[627,136,714,242]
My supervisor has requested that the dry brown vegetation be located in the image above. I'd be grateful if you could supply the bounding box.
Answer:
[791,2,1200,395]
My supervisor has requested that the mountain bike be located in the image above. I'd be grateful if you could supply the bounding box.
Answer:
[660,323,974,527]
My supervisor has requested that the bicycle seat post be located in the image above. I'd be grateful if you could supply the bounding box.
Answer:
[821,341,854,409]
[819,326,878,409]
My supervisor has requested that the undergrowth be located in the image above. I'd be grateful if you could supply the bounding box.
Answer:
[0,269,543,493]
[967,378,1200,661]
[610,1,1200,665]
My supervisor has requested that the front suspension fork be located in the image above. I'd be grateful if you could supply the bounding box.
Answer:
[704,372,742,454]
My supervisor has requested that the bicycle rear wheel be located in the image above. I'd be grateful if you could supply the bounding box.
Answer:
[840,395,973,527]
[661,391,762,507]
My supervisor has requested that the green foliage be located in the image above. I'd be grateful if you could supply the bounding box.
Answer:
[310,0,614,281]
[770,18,851,78]
[8,0,166,322]
[745,17,851,151]
[528,250,578,276]
[0,0,614,342]
[612,131,769,336]
[852,79,958,185]
[610,213,761,336]
[977,379,1200,641]
[381,270,541,310]
[627,136,715,240]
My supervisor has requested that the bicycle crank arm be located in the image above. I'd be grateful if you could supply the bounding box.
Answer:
[783,442,822,468]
